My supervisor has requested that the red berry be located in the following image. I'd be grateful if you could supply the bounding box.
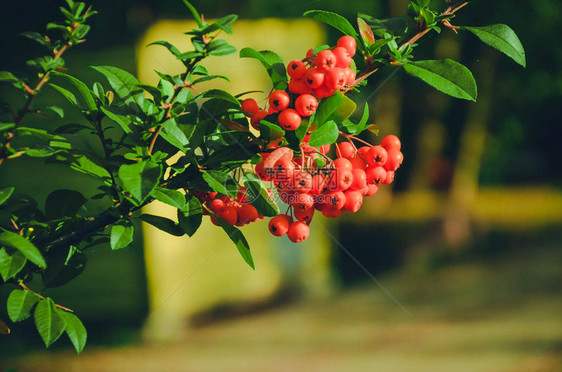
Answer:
[332,47,352,68]
[324,68,347,91]
[381,170,395,185]
[315,50,337,72]
[216,206,238,225]
[287,221,310,243]
[365,183,379,196]
[350,168,367,191]
[343,190,363,213]
[274,157,295,181]
[208,198,225,211]
[336,142,356,159]
[310,174,327,195]
[357,146,371,158]
[269,214,292,236]
[304,67,325,89]
[293,171,313,193]
[319,144,331,154]
[295,94,318,117]
[334,157,353,172]
[367,145,388,167]
[365,166,387,185]
[384,150,403,171]
[325,191,346,209]
[294,206,314,222]
[322,205,343,218]
[306,48,314,58]
[287,60,306,79]
[289,79,313,95]
[250,109,268,129]
[278,109,302,131]
[381,135,401,151]
[349,156,367,171]
[345,68,356,85]
[237,204,258,226]
[255,159,273,181]
[241,98,259,117]
[269,90,290,111]
[313,84,336,98]
[293,192,314,209]
[337,35,356,57]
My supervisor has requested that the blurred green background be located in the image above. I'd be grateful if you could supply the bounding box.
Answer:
[1,0,561,371]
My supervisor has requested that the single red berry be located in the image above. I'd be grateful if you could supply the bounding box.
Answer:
[274,157,296,181]
[310,174,327,195]
[292,192,314,210]
[334,157,353,172]
[319,144,331,154]
[315,50,337,72]
[324,68,347,91]
[293,171,313,193]
[332,47,352,68]
[322,205,343,218]
[381,170,395,185]
[350,168,367,191]
[287,221,310,243]
[294,206,314,222]
[380,135,401,151]
[367,145,388,167]
[365,166,387,185]
[365,183,379,196]
[384,150,403,171]
[255,159,273,181]
[216,206,238,225]
[269,90,290,111]
[278,109,302,131]
[250,109,268,129]
[325,191,346,209]
[295,94,318,117]
[289,79,313,95]
[287,60,306,79]
[269,214,292,236]
[357,146,371,158]
[304,67,325,89]
[237,204,258,226]
[336,142,356,159]
[345,68,356,85]
[241,98,259,117]
[349,156,367,171]
[209,198,225,211]
[343,190,363,213]
[313,84,336,98]
[337,35,357,57]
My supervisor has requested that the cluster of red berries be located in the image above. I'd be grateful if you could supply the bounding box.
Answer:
[255,134,403,243]
[195,190,265,227]
[240,35,357,132]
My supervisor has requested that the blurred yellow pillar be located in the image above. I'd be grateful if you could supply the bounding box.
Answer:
[137,18,334,340]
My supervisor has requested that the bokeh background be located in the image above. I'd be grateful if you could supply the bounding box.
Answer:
[1,0,561,371]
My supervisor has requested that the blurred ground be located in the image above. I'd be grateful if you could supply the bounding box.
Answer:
[3,237,561,372]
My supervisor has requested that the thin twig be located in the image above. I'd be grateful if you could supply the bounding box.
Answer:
[18,282,74,312]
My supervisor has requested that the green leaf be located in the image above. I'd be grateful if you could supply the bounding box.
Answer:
[161,118,189,149]
[139,214,184,236]
[148,40,181,57]
[0,248,26,281]
[91,66,144,108]
[403,59,477,101]
[150,187,186,209]
[181,0,203,28]
[303,10,358,38]
[21,31,51,49]
[110,223,134,250]
[0,122,15,131]
[202,170,238,197]
[329,91,357,123]
[463,24,526,67]
[239,48,287,90]
[258,120,285,142]
[308,120,339,147]
[209,209,254,269]
[242,173,279,217]
[0,187,15,206]
[34,298,66,348]
[0,71,19,83]
[100,106,132,134]
[45,189,87,220]
[342,103,369,134]
[60,312,87,354]
[7,290,40,322]
[358,17,375,46]
[207,40,237,56]
[51,71,98,113]
[177,196,202,237]
[0,232,46,268]
[118,160,162,203]
[68,155,112,183]
[49,83,78,106]
[315,92,342,126]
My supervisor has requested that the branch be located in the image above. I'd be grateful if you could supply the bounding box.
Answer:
[343,0,471,93]
[18,281,73,312]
